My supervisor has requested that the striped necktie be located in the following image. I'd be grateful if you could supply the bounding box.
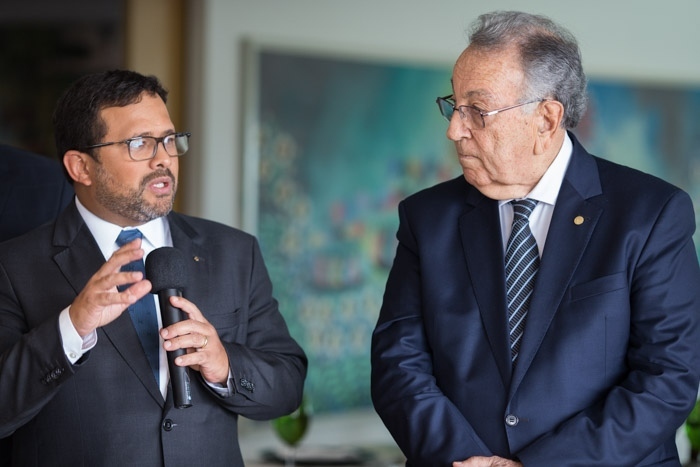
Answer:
[505,199,539,366]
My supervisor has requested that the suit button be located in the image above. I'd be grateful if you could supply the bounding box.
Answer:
[162,419,173,431]
[505,414,519,426]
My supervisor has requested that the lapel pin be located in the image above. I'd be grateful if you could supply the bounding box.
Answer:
[574,215,585,225]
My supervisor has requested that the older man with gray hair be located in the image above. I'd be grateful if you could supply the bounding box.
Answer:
[372,10,700,466]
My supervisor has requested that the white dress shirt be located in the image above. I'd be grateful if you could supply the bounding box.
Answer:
[498,133,573,256]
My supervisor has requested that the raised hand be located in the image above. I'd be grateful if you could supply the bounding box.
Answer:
[69,237,152,336]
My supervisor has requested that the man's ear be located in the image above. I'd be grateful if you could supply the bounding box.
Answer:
[63,150,93,186]
[534,100,565,154]
[539,100,564,134]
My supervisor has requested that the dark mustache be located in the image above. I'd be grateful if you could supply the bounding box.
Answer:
[141,169,176,188]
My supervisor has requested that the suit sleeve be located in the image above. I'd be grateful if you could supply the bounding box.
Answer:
[210,237,307,420]
[0,263,76,437]
[517,189,700,465]
[371,200,493,465]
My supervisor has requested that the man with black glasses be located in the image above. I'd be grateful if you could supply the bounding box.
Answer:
[371,11,700,466]
[0,70,306,466]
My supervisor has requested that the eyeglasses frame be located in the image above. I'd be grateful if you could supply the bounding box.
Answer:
[436,95,547,129]
[81,132,192,161]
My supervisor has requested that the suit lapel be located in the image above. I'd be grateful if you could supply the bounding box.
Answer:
[509,135,604,394]
[460,188,511,386]
[52,202,106,296]
[167,213,210,301]
[167,213,204,260]
[102,314,165,405]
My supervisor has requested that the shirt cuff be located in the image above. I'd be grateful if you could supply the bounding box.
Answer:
[59,306,97,364]
[205,370,234,397]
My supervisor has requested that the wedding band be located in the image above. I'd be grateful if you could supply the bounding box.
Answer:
[201,336,208,349]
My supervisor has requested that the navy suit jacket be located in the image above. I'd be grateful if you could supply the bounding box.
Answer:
[0,201,307,466]
[0,144,73,243]
[371,134,700,466]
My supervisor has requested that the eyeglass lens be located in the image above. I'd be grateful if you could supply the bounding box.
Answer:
[127,134,189,160]
[437,98,455,120]
[437,98,484,128]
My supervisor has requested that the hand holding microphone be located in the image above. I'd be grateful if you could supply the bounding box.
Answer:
[145,247,192,409]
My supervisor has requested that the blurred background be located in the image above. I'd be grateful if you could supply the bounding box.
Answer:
[2,0,699,462]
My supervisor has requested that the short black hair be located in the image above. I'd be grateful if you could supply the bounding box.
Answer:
[52,69,169,162]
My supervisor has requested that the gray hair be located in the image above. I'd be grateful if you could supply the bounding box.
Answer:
[468,11,588,128]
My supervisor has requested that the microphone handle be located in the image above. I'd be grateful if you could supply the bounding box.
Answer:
[158,288,192,408]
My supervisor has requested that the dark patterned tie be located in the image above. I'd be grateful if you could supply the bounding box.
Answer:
[505,199,540,366]
[116,229,159,385]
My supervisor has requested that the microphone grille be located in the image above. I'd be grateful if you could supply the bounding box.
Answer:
[145,246,188,292]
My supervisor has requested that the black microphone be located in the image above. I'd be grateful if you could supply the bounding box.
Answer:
[145,247,192,409]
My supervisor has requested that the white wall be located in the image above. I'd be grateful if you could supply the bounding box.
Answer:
[189,0,700,226]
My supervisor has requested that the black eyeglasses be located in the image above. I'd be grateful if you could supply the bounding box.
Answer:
[81,132,191,161]
[436,95,545,129]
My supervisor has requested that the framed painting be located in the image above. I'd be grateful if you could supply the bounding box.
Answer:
[242,42,454,411]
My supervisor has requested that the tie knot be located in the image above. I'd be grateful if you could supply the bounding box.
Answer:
[511,199,538,221]
[116,229,143,247]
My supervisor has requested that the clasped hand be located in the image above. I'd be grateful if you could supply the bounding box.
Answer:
[68,237,229,385]
[453,457,523,467]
